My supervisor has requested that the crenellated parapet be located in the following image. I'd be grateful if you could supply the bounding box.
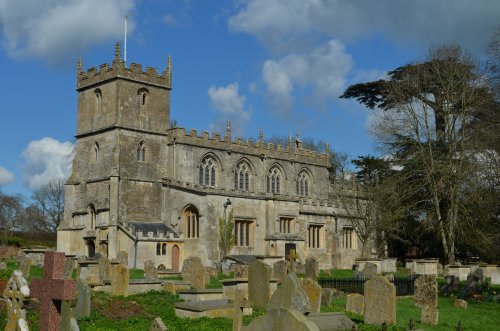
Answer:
[77,42,172,91]
[168,127,330,167]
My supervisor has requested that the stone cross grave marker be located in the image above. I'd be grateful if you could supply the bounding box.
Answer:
[248,259,272,309]
[414,275,438,325]
[31,251,77,331]
[3,270,30,331]
[232,288,245,331]
[305,257,319,281]
[364,276,396,325]
[300,278,322,313]
[181,256,206,290]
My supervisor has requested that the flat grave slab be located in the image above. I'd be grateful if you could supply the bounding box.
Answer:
[174,298,252,318]
[177,288,224,301]
[306,312,355,331]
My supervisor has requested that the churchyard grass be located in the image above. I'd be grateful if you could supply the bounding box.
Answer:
[324,296,500,331]
[0,259,43,280]
[129,268,145,279]
[206,271,235,289]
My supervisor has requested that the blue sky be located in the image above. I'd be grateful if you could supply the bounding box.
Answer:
[0,0,498,197]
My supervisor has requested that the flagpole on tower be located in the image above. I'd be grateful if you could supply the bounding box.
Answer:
[124,16,128,63]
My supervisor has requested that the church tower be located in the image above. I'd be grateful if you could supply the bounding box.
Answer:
[58,43,173,259]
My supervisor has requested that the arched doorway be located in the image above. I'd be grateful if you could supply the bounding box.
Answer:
[86,239,96,258]
[171,245,180,272]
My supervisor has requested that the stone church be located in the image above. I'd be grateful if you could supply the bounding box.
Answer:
[57,44,370,271]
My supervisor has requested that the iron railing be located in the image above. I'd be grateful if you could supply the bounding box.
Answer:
[318,277,414,296]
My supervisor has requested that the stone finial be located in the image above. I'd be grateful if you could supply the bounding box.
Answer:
[167,55,172,73]
[259,128,264,144]
[115,42,121,61]
[77,57,82,73]
[225,120,232,141]
[326,143,330,156]
[295,130,301,142]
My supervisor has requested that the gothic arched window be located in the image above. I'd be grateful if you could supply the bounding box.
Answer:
[199,156,217,187]
[266,166,282,194]
[88,205,96,230]
[137,141,146,161]
[296,171,310,196]
[183,206,200,239]
[234,162,250,191]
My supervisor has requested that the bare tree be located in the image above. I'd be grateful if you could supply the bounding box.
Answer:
[0,191,24,244]
[29,179,65,232]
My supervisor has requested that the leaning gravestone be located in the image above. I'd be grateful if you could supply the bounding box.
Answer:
[19,256,31,279]
[117,251,128,266]
[269,272,310,314]
[364,276,396,325]
[414,275,438,325]
[305,257,319,281]
[31,251,77,331]
[273,260,290,283]
[248,260,272,309]
[74,280,91,318]
[111,262,129,296]
[60,300,80,331]
[3,270,30,331]
[362,262,378,279]
[150,317,168,331]
[346,293,364,315]
[144,260,158,280]
[300,278,322,313]
[181,256,206,290]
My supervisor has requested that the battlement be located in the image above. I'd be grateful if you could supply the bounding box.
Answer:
[77,43,172,91]
[169,127,330,167]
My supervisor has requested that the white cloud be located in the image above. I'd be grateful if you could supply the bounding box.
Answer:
[22,137,74,190]
[229,0,500,52]
[0,167,15,186]
[208,83,251,135]
[0,0,135,65]
[262,39,353,114]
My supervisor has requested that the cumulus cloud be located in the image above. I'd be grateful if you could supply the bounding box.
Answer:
[262,39,353,114]
[229,0,500,52]
[208,83,251,135]
[0,0,135,65]
[0,167,15,186]
[22,137,74,190]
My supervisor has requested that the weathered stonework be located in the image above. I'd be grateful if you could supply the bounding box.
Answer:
[57,45,375,272]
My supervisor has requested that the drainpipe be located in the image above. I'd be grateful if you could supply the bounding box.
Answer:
[134,230,138,269]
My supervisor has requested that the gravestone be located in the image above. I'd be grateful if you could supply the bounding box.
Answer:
[232,289,245,331]
[60,300,80,331]
[305,257,319,281]
[440,275,459,295]
[491,269,500,285]
[248,260,272,309]
[74,280,91,318]
[117,251,128,265]
[19,256,31,278]
[97,254,111,283]
[414,275,438,325]
[31,251,77,331]
[244,307,319,331]
[346,293,364,315]
[144,260,158,280]
[181,256,206,290]
[362,263,377,279]
[111,262,129,296]
[0,261,7,270]
[64,257,75,280]
[364,276,396,325]
[454,299,467,309]
[300,278,322,313]
[321,288,334,306]
[150,317,168,331]
[273,260,289,283]
[3,270,30,331]
[269,272,310,314]
[472,268,484,283]
[437,263,443,275]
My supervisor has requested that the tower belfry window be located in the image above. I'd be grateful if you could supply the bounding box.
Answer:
[137,141,146,161]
